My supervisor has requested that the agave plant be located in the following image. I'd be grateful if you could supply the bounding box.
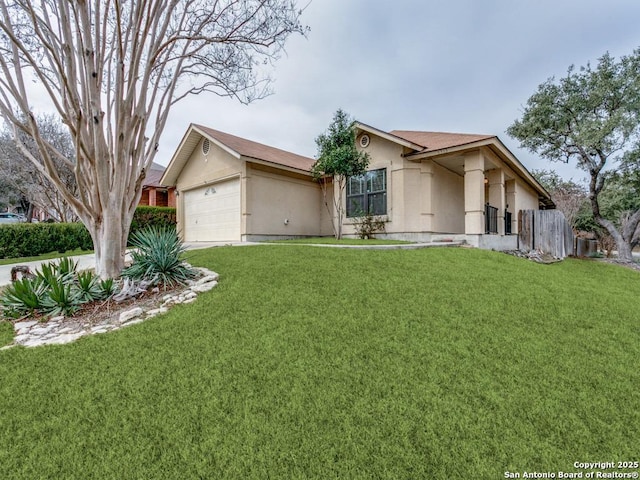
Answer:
[0,277,46,318]
[40,274,83,317]
[76,270,104,302]
[122,225,197,287]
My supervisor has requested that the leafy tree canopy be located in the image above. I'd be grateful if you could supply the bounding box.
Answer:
[508,49,640,261]
[312,109,369,179]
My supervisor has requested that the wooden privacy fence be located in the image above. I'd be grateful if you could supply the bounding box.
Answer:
[518,210,574,258]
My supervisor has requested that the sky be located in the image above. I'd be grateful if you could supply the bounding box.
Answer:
[156,0,640,183]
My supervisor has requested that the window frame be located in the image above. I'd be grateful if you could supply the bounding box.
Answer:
[346,168,387,218]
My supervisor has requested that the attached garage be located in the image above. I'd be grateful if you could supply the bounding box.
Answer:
[183,178,240,242]
[161,124,327,242]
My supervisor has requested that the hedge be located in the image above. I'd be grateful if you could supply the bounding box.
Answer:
[0,222,92,259]
[0,206,176,259]
[130,206,176,234]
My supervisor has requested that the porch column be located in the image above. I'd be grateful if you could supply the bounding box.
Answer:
[506,180,516,233]
[463,151,485,235]
[487,169,505,235]
[148,188,157,207]
[420,160,434,232]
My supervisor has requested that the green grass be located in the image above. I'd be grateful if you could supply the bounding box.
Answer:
[0,248,91,265]
[0,246,639,479]
[266,236,412,245]
[0,320,13,346]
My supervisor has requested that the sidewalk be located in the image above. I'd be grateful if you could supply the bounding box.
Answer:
[0,242,250,287]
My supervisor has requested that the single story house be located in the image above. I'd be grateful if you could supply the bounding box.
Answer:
[160,123,553,249]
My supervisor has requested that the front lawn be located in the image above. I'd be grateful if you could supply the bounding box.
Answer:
[0,247,638,479]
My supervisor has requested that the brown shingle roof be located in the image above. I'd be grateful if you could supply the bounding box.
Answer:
[143,168,164,188]
[195,124,315,172]
[390,130,495,152]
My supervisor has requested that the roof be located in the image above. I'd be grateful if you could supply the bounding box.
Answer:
[195,125,314,172]
[390,130,495,153]
[143,162,167,188]
[161,124,315,186]
[356,122,554,208]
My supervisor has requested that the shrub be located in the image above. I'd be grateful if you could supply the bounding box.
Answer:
[0,223,92,259]
[351,211,386,239]
[122,225,197,287]
[129,206,176,238]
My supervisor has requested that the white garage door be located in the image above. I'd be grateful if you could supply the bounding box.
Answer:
[183,178,240,242]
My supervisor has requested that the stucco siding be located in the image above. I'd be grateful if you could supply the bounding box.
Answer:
[176,138,242,192]
[342,132,405,236]
[515,180,539,212]
[246,163,327,237]
[432,162,465,233]
[175,137,244,240]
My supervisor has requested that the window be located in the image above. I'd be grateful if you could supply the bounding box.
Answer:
[346,168,387,217]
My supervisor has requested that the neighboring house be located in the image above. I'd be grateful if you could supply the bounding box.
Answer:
[139,162,176,208]
[160,123,554,249]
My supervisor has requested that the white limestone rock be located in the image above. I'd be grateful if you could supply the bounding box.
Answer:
[118,307,144,324]
[196,274,219,285]
[121,318,144,327]
[190,281,218,293]
[44,333,85,345]
[14,321,38,333]
[146,307,168,318]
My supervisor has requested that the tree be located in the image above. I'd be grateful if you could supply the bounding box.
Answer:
[574,169,640,254]
[530,169,588,229]
[0,114,78,222]
[312,109,370,239]
[0,0,305,278]
[508,49,640,262]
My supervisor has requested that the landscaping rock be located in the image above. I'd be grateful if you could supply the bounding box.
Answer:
[191,281,218,293]
[118,307,144,324]
[5,269,221,348]
[14,321,38,332]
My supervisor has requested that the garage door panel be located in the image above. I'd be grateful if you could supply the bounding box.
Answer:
[184,179,240,242]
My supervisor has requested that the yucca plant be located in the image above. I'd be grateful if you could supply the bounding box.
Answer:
[122,225,197,287]
[40,275,83,317]
[0,277,46,318]
[76,270,104,302]
[99,278,117,298]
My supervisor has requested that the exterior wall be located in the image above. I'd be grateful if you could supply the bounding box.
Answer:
[431,162,465,233]
[174,137,244,239]
[244,163,330,239]
[138,187,176,208]
[342,133,407,237]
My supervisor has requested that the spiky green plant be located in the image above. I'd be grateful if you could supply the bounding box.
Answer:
[122,225,197,287]
[40,275,83,317]
[0,277,46,318]
[57,257,78,277]
[76,270,103,302]
[99,278,116,298]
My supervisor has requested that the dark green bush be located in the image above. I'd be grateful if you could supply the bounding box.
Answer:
[129,206,176,237]
[0,223,93,259]
[0,206,176,259]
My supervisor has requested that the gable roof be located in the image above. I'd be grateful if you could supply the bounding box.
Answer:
[161,124,314,186]
[390,130,496,152]
[142,162,167,188]
[356,122,553,208]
